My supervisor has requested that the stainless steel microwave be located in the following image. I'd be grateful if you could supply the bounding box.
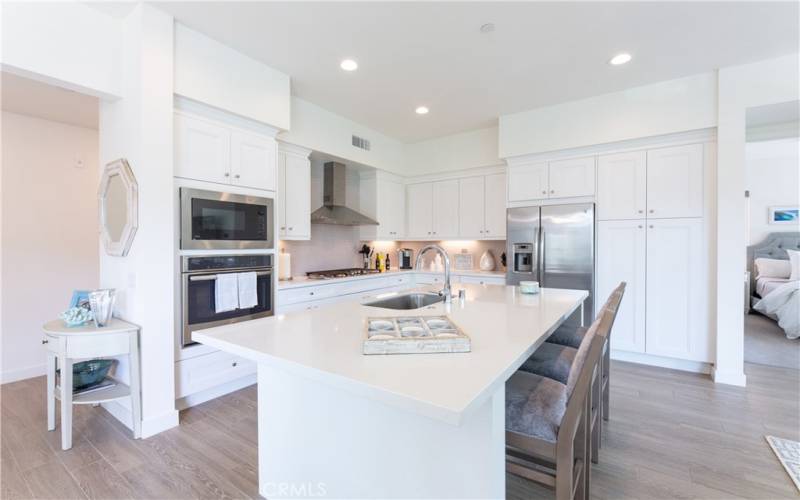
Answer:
[180,188,274,250]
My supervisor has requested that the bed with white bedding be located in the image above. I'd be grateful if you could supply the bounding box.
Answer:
[747,232,800,339]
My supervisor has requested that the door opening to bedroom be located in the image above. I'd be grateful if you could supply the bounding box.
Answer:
[743,100,800,370]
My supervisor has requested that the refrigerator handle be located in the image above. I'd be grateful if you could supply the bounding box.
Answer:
[539,229,545,285]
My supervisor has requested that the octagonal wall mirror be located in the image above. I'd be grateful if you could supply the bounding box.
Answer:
[99,158,138,257]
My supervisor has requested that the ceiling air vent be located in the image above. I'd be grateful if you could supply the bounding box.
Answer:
[352,135,371,151]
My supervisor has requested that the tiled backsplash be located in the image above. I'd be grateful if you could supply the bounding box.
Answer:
[281,225,506,277]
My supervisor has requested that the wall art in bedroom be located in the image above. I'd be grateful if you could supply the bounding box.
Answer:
[768,206,799,225]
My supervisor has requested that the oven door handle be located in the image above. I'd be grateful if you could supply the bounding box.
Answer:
[189,271,272,282]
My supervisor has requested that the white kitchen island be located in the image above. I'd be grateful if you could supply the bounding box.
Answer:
[193,284,588,499]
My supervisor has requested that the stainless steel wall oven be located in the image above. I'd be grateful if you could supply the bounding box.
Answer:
[181,254,273,346]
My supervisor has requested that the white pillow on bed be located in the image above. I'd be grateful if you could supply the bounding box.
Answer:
[787,249,800,281]
[755,258,791,279]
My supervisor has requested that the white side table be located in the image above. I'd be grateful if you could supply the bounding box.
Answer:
[42,318,141,450]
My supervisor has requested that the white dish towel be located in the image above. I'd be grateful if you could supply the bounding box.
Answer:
[237,272,258,309]
[215,273,240,313]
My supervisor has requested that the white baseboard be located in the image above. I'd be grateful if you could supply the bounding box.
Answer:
[102,400,179,438]
[1,363,45,384]
[175,374,256,410]
[712,368,747,387]
[611,350,712,374]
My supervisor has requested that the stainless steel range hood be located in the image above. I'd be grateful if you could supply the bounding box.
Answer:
[310,162,379,226]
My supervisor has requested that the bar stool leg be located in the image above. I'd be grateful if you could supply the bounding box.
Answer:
[46,353,56,431]
[60,357,73,450]
[129,332,142,439]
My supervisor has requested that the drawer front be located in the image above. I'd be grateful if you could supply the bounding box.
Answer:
[50,333,131,358]
[176,350,255,398]
[279,283,340,305]
[415,274,451,285]
[459,276,506,286]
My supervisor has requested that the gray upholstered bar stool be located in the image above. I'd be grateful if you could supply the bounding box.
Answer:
[518,284,626,463]
[505,307,612,500]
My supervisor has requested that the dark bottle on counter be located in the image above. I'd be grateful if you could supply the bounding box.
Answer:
[386,254,391,270]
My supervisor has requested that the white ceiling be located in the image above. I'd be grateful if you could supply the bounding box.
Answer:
[1,72,98,129]
[155,2,796,143]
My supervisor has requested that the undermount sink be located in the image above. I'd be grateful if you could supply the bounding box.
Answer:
[363,292,444,310]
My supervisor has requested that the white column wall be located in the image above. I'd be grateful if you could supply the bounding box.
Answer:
[98,4,178,436]
[714,54,800,386]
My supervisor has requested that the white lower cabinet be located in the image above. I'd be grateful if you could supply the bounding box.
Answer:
[176,351,255,399]
[645,218,708,361]
[597,220,646,353]
[598,217,709,363]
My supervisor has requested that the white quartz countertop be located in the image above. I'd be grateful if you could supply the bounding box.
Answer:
[277,268,506,289]
[193,284,587,425]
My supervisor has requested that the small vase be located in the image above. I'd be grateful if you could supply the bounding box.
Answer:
[479,250,496,271]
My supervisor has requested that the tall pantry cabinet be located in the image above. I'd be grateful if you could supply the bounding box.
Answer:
[596,143,711,364]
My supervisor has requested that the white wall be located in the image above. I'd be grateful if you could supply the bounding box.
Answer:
[1,112,99,383]
[404,126,501,176]
[715,54,800,386]
[746,137,800,245]
[0,2,122,98]
[98,4,178,437]
[498,72,718,158]
[174,23,291,130]
[279,97,406,174]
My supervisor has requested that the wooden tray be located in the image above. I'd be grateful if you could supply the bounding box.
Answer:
[363,316,471,355]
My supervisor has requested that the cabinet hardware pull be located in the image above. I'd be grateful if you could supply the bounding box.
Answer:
[542,190,547,194]
[234,174,240,179]
[309,291,315,295]
[232,362,238,367]
[550,190,555,194]
[281,226,286,230]
[289,227,293,231]
[649,209,654,213]
[638,225,643,229]
[638,210,643,214]
[649,225,654,229]
[224,172,230,177]
[42,339,49,344]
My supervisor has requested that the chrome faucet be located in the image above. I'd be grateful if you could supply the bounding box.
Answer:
[416,244,452,303]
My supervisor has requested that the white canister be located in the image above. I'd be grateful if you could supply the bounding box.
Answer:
[519,281,540,294]
[278,252,292,280]
[479,250,496,271]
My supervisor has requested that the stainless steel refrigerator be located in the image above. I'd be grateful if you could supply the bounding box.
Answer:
[506,203,595,326]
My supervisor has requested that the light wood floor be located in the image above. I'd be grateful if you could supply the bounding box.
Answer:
[2,361,798,499]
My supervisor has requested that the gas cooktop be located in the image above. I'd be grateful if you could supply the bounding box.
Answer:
[306,268,381,280]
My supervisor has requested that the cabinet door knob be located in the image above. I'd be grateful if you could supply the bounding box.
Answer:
[280,226,286,230]
[638,210,643,214]
[309,291,315,295]
[234,174,240,179]
[550,190,555,194]
[224,172,230,177]
[41,339,49,344]
[289,227,293,231]
[232,362,238,367]
[649,225,654,229]
[542,190,547,194]
[649,209,654,213]
[638,225,643,229]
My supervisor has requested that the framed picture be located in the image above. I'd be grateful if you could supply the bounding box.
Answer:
[69,290,92,310]
[768,206,799,225]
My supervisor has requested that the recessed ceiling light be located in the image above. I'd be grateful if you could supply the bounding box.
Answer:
[609,53,632,66]
[480,23,495,34]
[340,59,358,71]
[415,106,429,115]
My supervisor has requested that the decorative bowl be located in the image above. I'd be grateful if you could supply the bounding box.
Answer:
[60,307,94,327]
[72,359,115,391]
[519,281,540,295]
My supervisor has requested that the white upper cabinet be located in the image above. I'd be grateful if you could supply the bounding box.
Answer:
[278,144,311,240]
[507,157,595,202]
[548,157,595,199]
[175,113,230,185]
[360,176,405,240]
[507,162,548,202]
[174,112,276,192]
[597,220,646,353]
[483,173,507,238]
[230,131,276,191]
[645,218,708,361]
[458,176,485,238]
[646,144,703,219]
[407,183,434,238]
[432,180,460,238]
[597,151,647,220]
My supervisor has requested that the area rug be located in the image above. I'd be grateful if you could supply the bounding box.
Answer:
[766,435,800,492]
